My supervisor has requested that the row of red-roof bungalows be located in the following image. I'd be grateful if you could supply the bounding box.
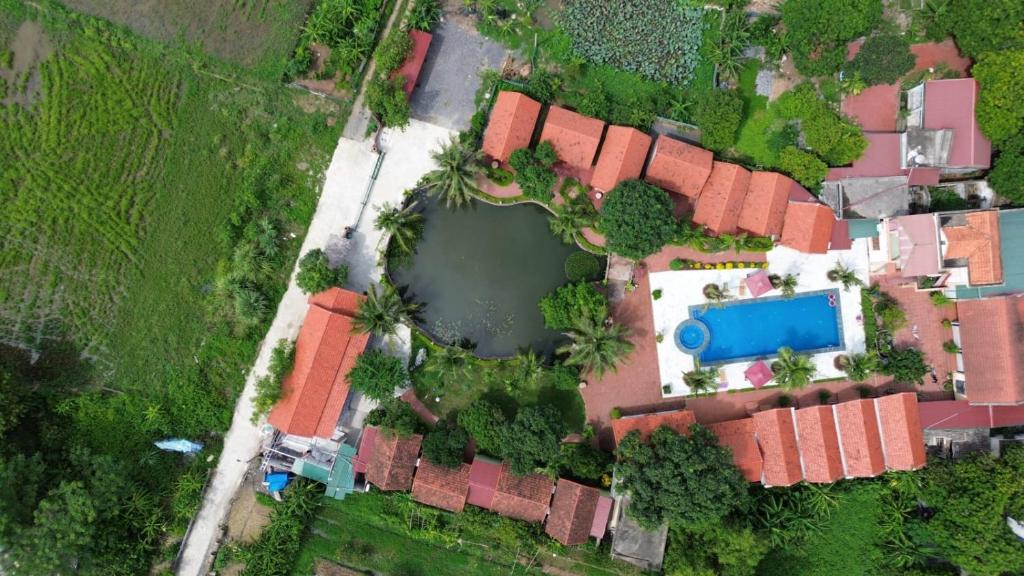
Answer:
[611,392,927,487]
[352,425,614,546]
[481,91,838,253]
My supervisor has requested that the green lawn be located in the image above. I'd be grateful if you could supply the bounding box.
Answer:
[409,331,587,431]
[732,59,788,168]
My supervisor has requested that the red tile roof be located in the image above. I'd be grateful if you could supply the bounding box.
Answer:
[780,202,835,254]
[892,214,942,277]
[738,172,793,237]
[707,418,763,482]
[367,432,422,491]
[490,464,553,523]
[752,409,803,486]
[591,126,652,192]
[841,84,900,132]
[482,91,541,162]
[693,162,751,235]
[353,425,380,474]
[922,79,992,169]
[411,458,472,512]
[956,295,1024,405]
[825,132,904,181]
[643,136,713,199]
[919,400,1024,429]
[540,105,605,170]
[835,400,886,477]
[591,495,614,540]
[393,30,432,98]
[795,406,844,483]
[466,456,502,508]
[268,292,370,439]
[942,211,1003,286]
[875,393,927,470]
[545,479,601,545]
[309,287,363,316]
[611,409,697,446]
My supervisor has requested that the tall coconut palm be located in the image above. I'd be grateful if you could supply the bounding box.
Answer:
[514,347,543,386]
[353,284,416,337]
[548,204,589,244]
[840,352,877,382]
[558,316,634,378]
[683,368,719,396]
[421,137,483,209]
[827,263,863,291]
[771,347,817,391]
[702,283,733,310]
[375,201,424,255]
[426,344,470,386]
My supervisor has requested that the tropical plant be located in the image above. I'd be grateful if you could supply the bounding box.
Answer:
[539,282,608,330]
[702,283,733,308]
[778,145,829,188]
[874,293,907,331]
[422,137,484,209]
[456,399,506,456]
[776,84,868,166]
[558,315,634,377]
[407,0,442,31]
[501,405,569,476]
[771,347,817,391]
[989,133,1024,204]
[942,340,960,354]
[827,263,863,290]
[365,398,422,436]
[509,142,559,200]
[709,10,751,84]
[564,251,602,282]
[349,349,407,401]
[548,203,591,244]
[426,344,471,385]
[353,283,416,337]
[929,291,953,307]
[296,248,348,294]
[599,180,677,259]
[693,89,745,152]
[375,201,424,256]
[942,0,1024,59]
[778,273,799,297]
[845,34,915,86]
[421,424,469,468]
[373,29,413,74]
[841,352,877,382]
[252,339,296,420]
[881,347,929,385]
[683,368,719,395]
[780,0,883,77]
[513,348,544,386]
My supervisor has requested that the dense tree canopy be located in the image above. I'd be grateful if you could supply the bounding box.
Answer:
[989,133,1024,204]
[780,0,882,76]
[599,180,676,260]
[944,0,1024,58]
[921,444,1024,576]
[538,282,608,330]
[973,50,1024,147]
[501,405,568,476]
[421,424,470,469]
[558,442,613,482]
[666,521,768,576]
[349,350,407,401]
[846,34,915,86]
[776,84,867,166]
[615,425,749,529]
[777,146,828,188]
[365,398,422,437]
[880,347,929,385]
[295,248,347,294]
[509,142,558,200]
[694,89,744,152]
[456,399,506,457]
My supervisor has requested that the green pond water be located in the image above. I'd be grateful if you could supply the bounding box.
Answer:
[390,197,578,357]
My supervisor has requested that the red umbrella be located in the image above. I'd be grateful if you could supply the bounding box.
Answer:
[744,360,774,389]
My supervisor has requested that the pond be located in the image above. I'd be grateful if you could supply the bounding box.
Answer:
[389,196,580,357]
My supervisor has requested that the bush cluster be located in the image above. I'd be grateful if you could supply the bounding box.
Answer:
[776,84,867,166]
[599,180,677,260]
[295,248,348,294]
[777,145,829,188]
[539,282,608,330]
[564,251,602,282]
[780,0,883,77]
[693,89,744,152]
[509,142,558,200]
[252,339,296,420]
[845,34,915,86]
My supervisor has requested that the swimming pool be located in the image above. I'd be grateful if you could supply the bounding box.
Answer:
[679,289,844,365]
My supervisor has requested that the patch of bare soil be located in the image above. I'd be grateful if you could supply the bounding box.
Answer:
[225,480,273,545]
[441,0,480,31]
[534,0,562,30]
[293,44,356,99]
[314,559,369,576]
[747,0,783,14]
[0,21,53,108]
[770,53,803,101]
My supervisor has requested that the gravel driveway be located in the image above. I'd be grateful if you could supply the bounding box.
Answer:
[410,18,507,131]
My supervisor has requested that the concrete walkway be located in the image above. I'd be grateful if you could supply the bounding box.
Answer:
[175,119,453,576]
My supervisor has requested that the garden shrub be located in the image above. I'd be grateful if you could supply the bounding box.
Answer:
[296,248,348,294]
[669,258,686,270]
[501,405,567,476]
[559,443,613,482]
[239,480,322,576]
[509,143,558,200]
[560,0,704,84]
[776,84,867,166]
[550,363,581,390]
[778,146,829,188]
[407,0,442,32]
[973,50,1024,147]
[693,89,744,152]
[564,251,602,282]
[845,34,915,86]
[252,339,295,420]
[290,0,388,84]
[421,424,469,468]
[456,400,506,456]
[881,347,929,385]
[539,282,608,330]
[485,166,514,186]
[366,398,422,437]
[599,180,677,260]
[780,0,883,77]
[942,0,1024,58]
[373,29,413,75]
[366,76,410,129]
[349,350,407,401]
[989,134,1024,204]
[874,292,906,331]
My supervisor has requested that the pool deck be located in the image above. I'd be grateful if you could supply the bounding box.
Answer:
[650,242,871,396]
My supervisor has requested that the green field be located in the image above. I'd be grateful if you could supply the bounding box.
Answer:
[0,0,341,570]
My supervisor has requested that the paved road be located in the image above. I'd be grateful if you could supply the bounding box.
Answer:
[175,119,454,576]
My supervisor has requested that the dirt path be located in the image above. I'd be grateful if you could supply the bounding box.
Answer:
[174,119,454,576]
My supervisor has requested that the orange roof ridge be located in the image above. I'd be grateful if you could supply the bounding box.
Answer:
[693,162,752,235]
[794,406,844,483]
[539,105,605,170]
[611,409,697,445]
[955,295,1024,405]
[412,458,472,512]
[643,135,713,199]
[367,432,422,491]
[739,172,793,237]
[780,202,835,254]
[591,126,652,192]
[482,91,542,162]
[707,418,763,482]
[545,479,601,545]
[941,210,1003,285]
[874,394,927,470]
[834,400,886,477]
[752,409,803,487]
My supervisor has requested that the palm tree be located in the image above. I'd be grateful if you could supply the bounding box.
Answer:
[421,137,483,209]
[702,283,733,310]
[683,368,719,396]
[778,274,799,298]
[548,204,589,244]
[558,316,634,378]
[771,347,817,391]
[826,263,863,291]
[375,201,424,255]
[353,284,416,337]
[514,347,543,386]
[839,352,877,382]
[426,344,470,386]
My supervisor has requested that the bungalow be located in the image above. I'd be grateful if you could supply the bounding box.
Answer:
[545,479,613,546]
[539,105,606,172]
[954,294,1024,406]
[411,457,472,512]
[482,90,541,163]
[643,135,713,200]
[738,172,795,238]
[591,125,651,193]
[692,162,751,235]
[780,202,836,254]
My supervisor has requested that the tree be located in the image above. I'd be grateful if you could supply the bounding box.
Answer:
[564,251,602,282]
[509,142,558,200]
[693,89,744,152]
[599,180,677,259]
[538,282,608,330]
[422,137,483,209]
[780,0,883,77]
[0,370,25,439]
[373,29,413,74]
[920,444,1024,576]
[548,203,590,244]
[683,368,719,395]
[425,344,471,387]
[7,480,98,575]
[501,405,568,476]
[665,521,769,576]
[349,350,407,401]
[456,399,506,456]
[615,425,749,529]
[827,262,863,290]
[558,315,634,378]
[558,443,612,482]
[845,34,915,86]
[776,84,867,166]
[366,76,410,128]
[353,283,415,337]
[375,201,424,256]
[840,352,877,382]
[252,339,295,419]
[513,348,543,386]
[708,10,751,84]
[989,133,1024,204]
[973,50,1024,147]
[295,248,347,294]
[421,424,469,468]
[365,398,421,437]
[944,0,1024,58]
[778,145,828,188]
[771,347,816,391]
[777,273,799,298]
[881,347,928,385]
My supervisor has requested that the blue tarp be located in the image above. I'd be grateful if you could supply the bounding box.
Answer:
[265,472,291,492]
[154,438,204,453]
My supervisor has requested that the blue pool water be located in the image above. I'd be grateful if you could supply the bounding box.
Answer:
[683,289,844,365]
